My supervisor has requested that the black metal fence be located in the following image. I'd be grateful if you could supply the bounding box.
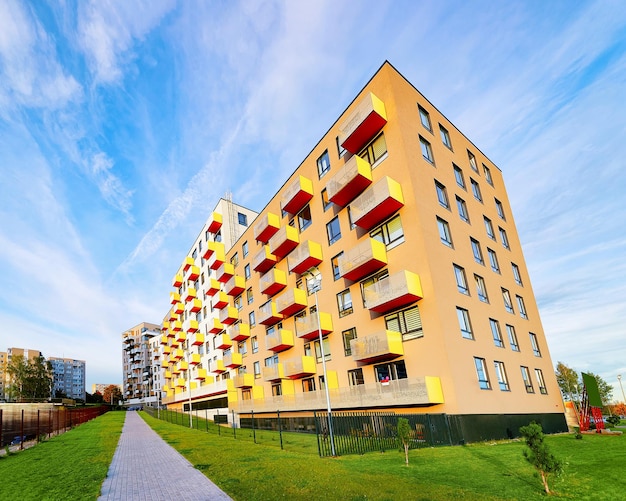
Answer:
[315,411,464,457]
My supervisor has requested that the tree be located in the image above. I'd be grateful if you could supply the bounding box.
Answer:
[555,362,580,402]
[519,422,563,495]
[6,355,52,401]
[87,391,104,404]
[397,417,412,465]
[102,385,122,406]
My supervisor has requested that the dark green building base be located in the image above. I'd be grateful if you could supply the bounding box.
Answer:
[452,412,568,443]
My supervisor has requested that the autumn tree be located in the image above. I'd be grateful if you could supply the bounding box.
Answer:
[555,362,580,402]
[6,355,52,401]
[102,385,123,406]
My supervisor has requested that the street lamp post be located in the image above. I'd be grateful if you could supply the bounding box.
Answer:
[186,341,193,429]
[305,267,336,456]
[618,375,626,404]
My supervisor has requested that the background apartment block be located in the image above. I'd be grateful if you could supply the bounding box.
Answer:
[1,348,43,402]
[122,322,161,403]
[157,62,566,441]
[49,357,86,401]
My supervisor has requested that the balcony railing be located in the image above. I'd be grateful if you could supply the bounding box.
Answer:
[253,212,280,243]
[350,176,404,230]
[262,364,284,382]
[184,320,199,333]
[281,175,314,215]
[233,374,254,388]
[259,268,287,297]
[172,273,183,288]
[252,245,277,273]
[192,332,205,346]
[216,263,234,283]
[350,330,403,364]
[258,300,283,326]
[287,240,323,275]
[327,155,373,207]
[189,298,202,313]
[184,287,197,302]
[275,288,308,317]
[186,264,200,282]
[339,237,387,282]
[266,329,294,352]
[208,244,226,270]
[295,312,333,340]
[212,291,229,310]
[214,334,232,350]
[202,240,220,260]
[224,352,243,369]
[363,270,423,313]
[269,225,299,259]
[173,302,184,314]
[207,317,224,334]
[218,306,238,325]
[205,278,221,297]
[207,211,223,234]
[169,292,180,304]
[338,92,387,154]
[225,275,245,296]
[283,356,316,379]
[228,322,250,342]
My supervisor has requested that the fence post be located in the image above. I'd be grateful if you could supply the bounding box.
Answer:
[314,410,322,457]
[252,410,256,444]
[277,410,283,450]
[20,409,25,450]
[205,409,209,433]
[217,409,221,435]
[0,409,3,448]
[37,410,40,442]
[232,410,236,439]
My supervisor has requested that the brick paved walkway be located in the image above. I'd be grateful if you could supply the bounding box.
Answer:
[99,411,232,500]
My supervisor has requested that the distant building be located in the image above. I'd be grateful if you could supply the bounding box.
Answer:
[122,322,161,403]
[48,357,86,401]
[1,348,43,401]
[91,383,122,395]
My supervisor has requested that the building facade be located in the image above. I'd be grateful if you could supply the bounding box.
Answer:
[158,62,566,441]
[49,357,86,401]
[122,322,161,403]
[1,348,43,402]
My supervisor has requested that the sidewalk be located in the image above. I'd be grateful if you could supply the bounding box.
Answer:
[99,411,232,500]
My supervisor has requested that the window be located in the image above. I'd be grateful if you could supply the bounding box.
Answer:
[512,263,523,286]
[360,269,389,306]
[484,216,495,240]
[516,296,528,319]
[374,360,407,382]
[468,150,478,172]
[331,252,343,280]
[248,311,256,327]
[506,324,519,351]
[490,319,504,347]
[234,295,243,311]
[437,217,453,247]
[371,214,404,249]
[342,328,357,356]
[239,340,247,356]
[244,263,251,280]
[230,252,239,267]
[456,196,469,223]
[499,227,510,249]
[494,361,510,391]
[418,105,432,131]
[453,164,466,189]
[474,357,491,390]
[302,377,316,392]
[337,289,353,317]
[420,136,434,164]
[521,366,534,393]
[535,369,547,394]
[347,206,356,230]
[529,332,541,357]
[435,181,449,209]
[241,389,251,400]
[297,204,312,232]
[359,133,387,167]
[317,150,330,178]
[487,248,499,273]
[483,164,493,186]
[502,288,514,314]
[440,125,452,149]
[314,338,331,363]
[326,216,342,245]
[470,178,482,202]
[336,136,346,158]
[321,188,332,211]
[495,198,505,220]
[456,307,474,339]
[470,238,484,265]
[238,212,248,226]
[454,264,469,294]
[348,368,364,386]
[251,336,258,354]
[242,241,248,257]
[385,305,423,341]
[271,382,282,396]
[475,274,489,303]
[246,287,253,305]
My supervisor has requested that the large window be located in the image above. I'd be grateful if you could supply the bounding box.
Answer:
[454,164,466,189]
[385,305,423,341]
[374,360,407,382]
[535,369,548,394]
[359,133,387,167]
[337,289,353,317]
[475,274,489,303]
[440,124,452,149]
[317,150,330,179]
[456,196,470,223]
[456,307,474,339]
[474,357,491,390]
[471,238,484,265]
[437,217,453,247]
[517,295,528,319]
[370,214,404,249]
[521,366,534,393]
[420,136,435,164]
[454,264,469,294]
[336,136,347,158]
[490,318,504,347]
[321,188,332,211]
[342,328,357,356]
[506,324,519,351]
[326,216,342,245]
[348,368,364,386]
[470,178,482,202]
[502,288,514,314]
[251,336,258,354]
[418,105,432,131]
[494,361,510,391]
[435,180,449,209]
[529,332,541,357]
[484,216,495,240]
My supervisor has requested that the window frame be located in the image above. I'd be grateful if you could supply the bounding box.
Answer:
[437,217,453,247]
[456,196,470,223]
[474,357,491,390]
[435,180,450,209]
[342,327,357,356]
[316,150,331,179]
[490,318,504,348]
[475,274,489,303]
[453,164,466,189]
[516,295,528,319]
[439,124,453,149]
[456,307,474,339]
[529,332,541,357]
[384,305,424,341]
[454,264,469,295]
[370,214,405,250]
[470,237,484,265]
[535,368,548,394]
[470,178,482,202]
[494,361,510,391]
[484,216,495,240]
[326,216,342,245]
[336,288,354,318]
[499,227,510,249]
[521,366,535,393]
[419,135,435,164]
[418,105,432,131]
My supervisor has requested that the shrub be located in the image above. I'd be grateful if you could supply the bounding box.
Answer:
[519,422,563,495]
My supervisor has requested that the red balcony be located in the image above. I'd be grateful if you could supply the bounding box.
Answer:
[171,320,182,332]
[259,268,287,297]
[189,298,202,313]
[269,225,299,259]
[283,356,316,379]
[281,175,314,215]
[207,317,224,334]
[258,300,283,326]
[350,176,404,230]
[208,244,226,270]
[185,320,199,334]
[202,240,220,260]
[295,312,333,341]
[350,330,403,364]
[189,354,201,366]
[215,333,232,350]
[169,292,180,304]
[207,212,223,234]
[219,306,238,325]
[339,238,387,282]
[173,302,185,315]
[175,331,186,343]
[225,275,245,296]
[184,287,197,302]
[186,265,200,282]
[252,245,277,273]
[228,323,250,342]
[205,278,221,297]
[364,270,423,313]
[182,256,195,272]
[275,288,308,317]
[224,352,243,369]
[159,335,169,345]
[172,273,183,288]
[339,92,387,154]
[212,291,229,310]
[172,349,184,360]
[263,364,284,382]
[266,329,294,353]
[327,155,373,207]
[287,240,323,275]
[192,332,205,346]
[253,212,280,243]
[216,262,234,283]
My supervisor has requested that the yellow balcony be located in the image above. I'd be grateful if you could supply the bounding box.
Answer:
[350,176,404,230]
[189,353,201,365]
[219,306,238,325]
[228,323,250,342]
[263,364,284,382]
[253,212,280,243]
[212,359,226,374]
[162,346,171,355]
[287,240,323,275]
[327,154,373,207]
[172,273,183,288]
[173,302,184,315]
[169,292,181,304]
[233,373,254,388]
[258,300,283,326]
[179,361,189,372]
[364,270,423,313]
[351,330,404,364]
[159,335,169,345]
[266,329,294,353]
[164,370,172,379]
[276,288,308,317]
[207,317,224,334]
[224,352,243,369]
[168,309,177,321]
[202,240,221,260]
[195,368,209,381]
[162,320,170,331]
[295,312,333,341]
[215,333,232,350]
[208,243,226,270]
[186,264,200,282]
[252,245,277,273]
[283,356,316,379]
[281,175,314,215]
[207,211,223,234]
[339,92,387,154]
[166,328,175,339]
[216,262,235,283]
[259,268,287,297]
[175,378,186,388]
[189,298,202,313]
[173,349,184,360]
[269,225,299,259]
[185,320,199,334]
[339,237,387,282]
[175,331,186,343]
[171,366,181,375]
[192,332,205,346]
[184,287,197,302]
[205,278,221,297]
[171,320,182,332]
[225,275,245,296]
[212,291,229,310]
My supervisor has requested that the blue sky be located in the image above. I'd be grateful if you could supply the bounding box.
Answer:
[1,0,625,398]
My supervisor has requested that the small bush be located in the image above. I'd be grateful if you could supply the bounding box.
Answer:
[606,415,621,427]
[519,422,563,495]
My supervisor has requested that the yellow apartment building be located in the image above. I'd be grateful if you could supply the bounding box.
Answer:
[158,61,566,441]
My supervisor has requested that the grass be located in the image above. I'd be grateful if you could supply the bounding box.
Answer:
[141,412,626,500]
[0,411,124,501]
